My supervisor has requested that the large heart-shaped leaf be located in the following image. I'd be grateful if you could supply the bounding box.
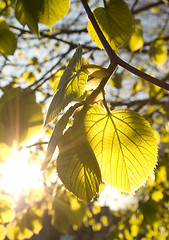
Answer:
[87,0,133,50]
[82,105,157,194]
[57,123,101,203]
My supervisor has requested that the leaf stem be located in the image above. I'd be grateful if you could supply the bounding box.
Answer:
[80,0,169,91]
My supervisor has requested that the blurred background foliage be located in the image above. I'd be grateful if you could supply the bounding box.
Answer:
[0,0,169,239]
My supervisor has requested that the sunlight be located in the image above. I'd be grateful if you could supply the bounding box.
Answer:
[0,148,43,198]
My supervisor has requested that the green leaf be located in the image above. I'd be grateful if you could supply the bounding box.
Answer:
[15,0,38,35]
[38,0,70,30]
[41,103,83,170]
[44,45,88,126]
[52,192,86,233]
[149,40,167,66]
[0,18,17,55]
[87,0,133,50]
[109,73,123,89]
[0,87,43,147]
[82,105,157,194]
[129,21,144,52]
[15,0,70,35]
[6,206,43,240]
[57,116,101,203]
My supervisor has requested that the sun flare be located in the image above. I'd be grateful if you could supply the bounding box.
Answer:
[0,148,43,198]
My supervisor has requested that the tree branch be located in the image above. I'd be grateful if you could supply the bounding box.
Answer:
[132,0,164,14]
[80,0,169,91]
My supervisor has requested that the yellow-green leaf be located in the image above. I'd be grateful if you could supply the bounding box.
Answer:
[0,18,17,55]
[38,0,70,29]
[129,21,144,52]
[42,103,82,170]
[149,40,167,66]
[51,193,86,233]
[0,87,43,147]
[15,0,70,35]
[83,105,158,194]
[44,46,87,126]
[6,206,43,240]
[57,121,101,203]
[87,0,133,50]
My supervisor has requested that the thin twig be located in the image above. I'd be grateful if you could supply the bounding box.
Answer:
[80,0,169,91]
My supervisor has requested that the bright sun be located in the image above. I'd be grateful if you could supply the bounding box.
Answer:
[0,148,43,198]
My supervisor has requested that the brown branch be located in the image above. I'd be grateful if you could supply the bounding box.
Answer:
[132,0,164,14]
[80,0,169,91]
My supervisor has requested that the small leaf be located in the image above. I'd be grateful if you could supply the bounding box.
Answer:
[129,21,144,52]
[87,0,133,50]
[149,40,167,66]
[44,46,88,126]
[109,73,123,89]
[0,18,17,55]
[52,192,86,233]
[6,206,43,240]
[86,66,110,90]
[57,117,101,203]
[38,0,70,30]
[15,0,70,35]
[0,87,43,147]
[15,0,39,35]
[82,105,157,194]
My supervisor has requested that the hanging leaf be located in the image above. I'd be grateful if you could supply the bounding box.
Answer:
[0,87,43,147]
[57,119,101,203]
[51,192,86,233]
[87,0,133,50]
[6,206,43,240]
[0,17,17,55]
[15,0,70,35]
[82,105,158,194]
[44,45,87,126]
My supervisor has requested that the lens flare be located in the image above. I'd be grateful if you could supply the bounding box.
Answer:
[0,148,43,198]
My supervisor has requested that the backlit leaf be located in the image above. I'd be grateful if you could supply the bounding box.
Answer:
[6,206,43,240]
[0,87,43,147]
[87,0,133,50]
[15,0,70,35]
[52,192,86,233]
[42,103,83,170]
[44,45,88,126]
[57,119,101,203]
[82,105,157,194]
[38,0,70,29]
[0,18,17,55]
